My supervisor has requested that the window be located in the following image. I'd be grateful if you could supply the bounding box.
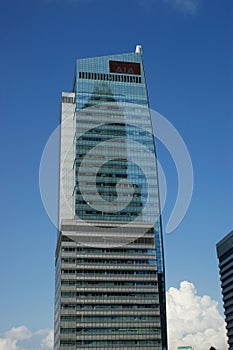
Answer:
[78,71,142,84]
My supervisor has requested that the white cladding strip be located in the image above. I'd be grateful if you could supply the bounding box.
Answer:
[59,92,76,228]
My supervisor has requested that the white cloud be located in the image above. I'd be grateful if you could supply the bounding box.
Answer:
[138,0,200,15]
[41,330,53,349]
[4,326,32,342]
[164,0,200,14]
[0,326,53,350]
[167,281,228,350]
[0,326,31,350]
[0,338,17,350]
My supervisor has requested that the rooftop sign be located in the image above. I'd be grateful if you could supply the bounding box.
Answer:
[109,60,141,75]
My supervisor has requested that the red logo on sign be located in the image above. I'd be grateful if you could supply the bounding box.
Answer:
[109,61,141,75]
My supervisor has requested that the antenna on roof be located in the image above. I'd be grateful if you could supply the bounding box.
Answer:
[135,45,142,54]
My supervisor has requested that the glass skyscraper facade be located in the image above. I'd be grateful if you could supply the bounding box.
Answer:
[55,46,167,350]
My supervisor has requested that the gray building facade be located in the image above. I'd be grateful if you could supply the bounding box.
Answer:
[216,230,233,349]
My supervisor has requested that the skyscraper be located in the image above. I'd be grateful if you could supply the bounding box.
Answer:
[216,230,233,349]
[55,46,167,350]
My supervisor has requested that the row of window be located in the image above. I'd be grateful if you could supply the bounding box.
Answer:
[78,122,127,130]
[83,173,129,180]
[76,199,142,205]
[62,96,75,104]
[60,315,158,322]
[61,247,155,254]
[76,140,154,151]
[75,197,142,206]
[76,131,152,142]
[76,99,147,109]
[61,303,159,310]
[61,281,157,287]
[75,145,154,154]
[76,180,137,187]
[75,214,156,222]
[60,339,161,347]
[77,99,148,109]
[76,161,129,168]
[75,211,140,218]
[79,71,142,84]
[60,327,160,334]
[76,173,152,181]
[219,247,233,264]
[76,103,148,111]
[61,292,157,298]
[76,117,150,128]
[75,199,148,207]
[61,269,156,275]
[77,132,152,141]
[61,258,155,265]
[77,171,129,177]
[73,213,158,221]
[76,120,140,128]
[75,154,156,163]
[75,159,157,169]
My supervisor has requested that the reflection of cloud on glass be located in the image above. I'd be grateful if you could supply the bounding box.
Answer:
[40,102,193,237]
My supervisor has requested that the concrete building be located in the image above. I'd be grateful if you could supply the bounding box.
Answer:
[54,46,167,350]
[216,230,233,349]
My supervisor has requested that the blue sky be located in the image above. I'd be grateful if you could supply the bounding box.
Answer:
[0,0,232,348]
